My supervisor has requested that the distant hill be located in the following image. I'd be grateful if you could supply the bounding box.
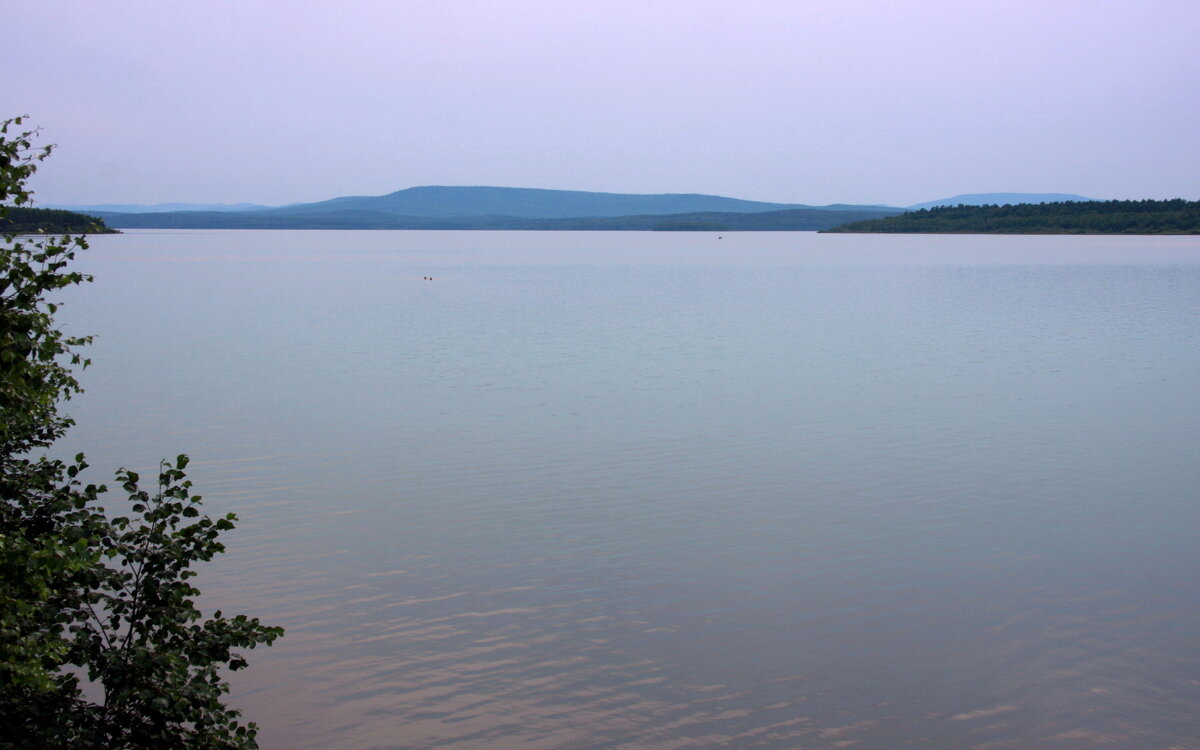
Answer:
[46,202,272,213]
[909,193,1094,209]
[101,205,903,232]
[94,185,902,230]
[255,186,817,219]
[57,187,821,219]
[824,199,1200,234]
[1,206,117,234]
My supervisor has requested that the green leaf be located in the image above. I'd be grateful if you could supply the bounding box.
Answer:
[0,118,280,747]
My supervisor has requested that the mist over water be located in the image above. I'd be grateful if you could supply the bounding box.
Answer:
[57,230,1200,749]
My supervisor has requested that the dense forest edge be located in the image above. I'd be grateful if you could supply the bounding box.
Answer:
[823,199,1200,234]
[0,206,118,234]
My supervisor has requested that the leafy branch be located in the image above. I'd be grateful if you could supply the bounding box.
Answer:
[2,116,282,749]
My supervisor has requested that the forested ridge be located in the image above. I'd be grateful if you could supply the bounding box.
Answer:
[0,205,116,234]
[824,199,1200,234]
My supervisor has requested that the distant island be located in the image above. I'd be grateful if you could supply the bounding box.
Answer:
[82,186,902,231]
[1,206,117,235]
[824,199,1200,235]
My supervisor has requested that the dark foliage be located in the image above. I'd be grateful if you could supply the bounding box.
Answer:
[823,199,1200,234]
[0,207,116,235]
[2,116,281,749]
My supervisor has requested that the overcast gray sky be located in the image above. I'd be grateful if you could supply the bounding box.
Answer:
[8,0,1199,207]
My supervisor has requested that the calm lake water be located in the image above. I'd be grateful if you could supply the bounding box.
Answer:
[56,230,1200,749]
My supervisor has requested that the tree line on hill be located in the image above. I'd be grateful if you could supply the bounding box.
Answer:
[824,199,1200,234]
[0,206,117,234]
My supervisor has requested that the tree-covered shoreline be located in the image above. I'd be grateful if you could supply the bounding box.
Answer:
[0,206,117,235]
[824,199,1200,234]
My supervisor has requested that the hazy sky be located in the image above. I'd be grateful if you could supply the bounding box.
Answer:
[9,0,1199,206]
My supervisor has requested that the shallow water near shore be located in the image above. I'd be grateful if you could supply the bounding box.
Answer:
[57,229,1200,749]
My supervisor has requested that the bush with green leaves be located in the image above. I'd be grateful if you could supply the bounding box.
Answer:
[0,116,282,748]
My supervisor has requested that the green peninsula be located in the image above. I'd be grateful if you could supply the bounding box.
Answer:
[824,199,1200,234]
[1,206,117,234]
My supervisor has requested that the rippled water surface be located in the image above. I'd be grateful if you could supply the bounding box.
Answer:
[58,230,1200,749]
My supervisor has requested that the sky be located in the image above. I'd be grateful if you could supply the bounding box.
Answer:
[8,0,1199,207]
